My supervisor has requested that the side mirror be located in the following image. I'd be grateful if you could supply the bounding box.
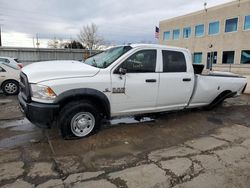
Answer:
[119,67,127,75]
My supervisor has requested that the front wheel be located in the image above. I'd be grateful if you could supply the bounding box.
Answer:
[59,101,101,139]
[2,80,19,95]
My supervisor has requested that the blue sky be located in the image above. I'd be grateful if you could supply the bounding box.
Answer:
[0,0,233,47]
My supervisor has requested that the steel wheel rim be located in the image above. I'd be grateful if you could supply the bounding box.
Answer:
[70,112,95,137]
[5,83,17,94]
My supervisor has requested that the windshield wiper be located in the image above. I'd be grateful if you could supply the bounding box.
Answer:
[103,61,107,68]
[92,57,97,67]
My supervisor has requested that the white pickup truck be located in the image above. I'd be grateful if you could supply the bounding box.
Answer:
[18,44,247,139]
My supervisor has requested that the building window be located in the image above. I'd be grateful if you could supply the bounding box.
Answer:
[240,50,250,64]
[173,29,180,40]
[193,53,202,64]
[222,51,235,64]
[183,27,191,38]
[225,18,238,32]
[209,21,219,35]
[163,31,170,41]
[195,24,204,37]
[244,15,250,30]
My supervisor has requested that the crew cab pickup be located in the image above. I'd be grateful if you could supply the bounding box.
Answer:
[18,44,247,139]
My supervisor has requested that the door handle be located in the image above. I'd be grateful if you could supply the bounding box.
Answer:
[183,78,191,82]
[145,79,157,83]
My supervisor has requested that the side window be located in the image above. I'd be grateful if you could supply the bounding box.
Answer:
[162,50,187,72]
[120,50,157,73]
[0,58,10,63]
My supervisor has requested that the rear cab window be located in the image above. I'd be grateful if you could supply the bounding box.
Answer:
[162,50,187,72]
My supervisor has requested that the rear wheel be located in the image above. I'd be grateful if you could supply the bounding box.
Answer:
[59,101,101,139]
[2,80,19,95]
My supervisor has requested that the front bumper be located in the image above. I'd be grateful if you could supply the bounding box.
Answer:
[18,94,60,128]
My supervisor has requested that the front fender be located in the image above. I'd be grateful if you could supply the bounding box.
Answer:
[54,88,111,118]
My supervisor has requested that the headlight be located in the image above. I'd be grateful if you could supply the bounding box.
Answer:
[30,84,57,101]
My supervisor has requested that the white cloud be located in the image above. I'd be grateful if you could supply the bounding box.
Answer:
[2,32,49,48]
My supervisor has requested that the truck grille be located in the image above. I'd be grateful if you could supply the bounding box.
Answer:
[20,72,31,102]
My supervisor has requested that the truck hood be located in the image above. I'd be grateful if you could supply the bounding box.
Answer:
[22,60,100,83]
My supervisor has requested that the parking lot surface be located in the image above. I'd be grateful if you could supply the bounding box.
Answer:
[0,94,250,187]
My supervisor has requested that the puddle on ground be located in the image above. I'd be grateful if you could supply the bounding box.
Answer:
[0,118,44,149]
[207,116,223,125]
[0,132,44,148]
[0,118,37,132]
[108,116,155,126]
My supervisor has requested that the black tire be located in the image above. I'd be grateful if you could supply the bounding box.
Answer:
[58,100,101,139]
[2,80,19,95]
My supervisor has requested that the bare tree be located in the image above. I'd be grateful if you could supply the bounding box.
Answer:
[48,38,60,48]
[78,23,103,50]
[48,38,66,49]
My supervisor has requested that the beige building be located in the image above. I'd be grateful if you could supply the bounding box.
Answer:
[159,0,250,78]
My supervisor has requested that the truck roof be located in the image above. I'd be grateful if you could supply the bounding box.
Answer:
[130,43,189,52]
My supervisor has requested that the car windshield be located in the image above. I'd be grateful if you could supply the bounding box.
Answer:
[84,46,132,68]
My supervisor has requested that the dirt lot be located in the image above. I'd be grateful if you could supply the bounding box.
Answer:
[0,94,250,188]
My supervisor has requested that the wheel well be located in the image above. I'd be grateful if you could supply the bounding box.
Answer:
[1,79,19,89]
[58,95,110,119]
[204,90,233,110]
[210,90,232,106]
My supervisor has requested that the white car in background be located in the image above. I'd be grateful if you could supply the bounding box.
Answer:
[0,56,23,69]
[0,63,20,95]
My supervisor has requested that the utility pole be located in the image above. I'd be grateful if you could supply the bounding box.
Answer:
[0,13,3,47]
[70,35,72,49]
[32,37,35,48]
[36,33,40,48]
[0,25,2,47]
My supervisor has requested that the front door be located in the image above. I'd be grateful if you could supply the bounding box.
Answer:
[110,49,159,116]
[206,52,217,69]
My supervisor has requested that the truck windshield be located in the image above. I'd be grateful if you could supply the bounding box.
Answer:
[84,46,132,68]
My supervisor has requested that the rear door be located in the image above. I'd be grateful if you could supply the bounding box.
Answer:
[156,50,194,110]
[110,49,159,115]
